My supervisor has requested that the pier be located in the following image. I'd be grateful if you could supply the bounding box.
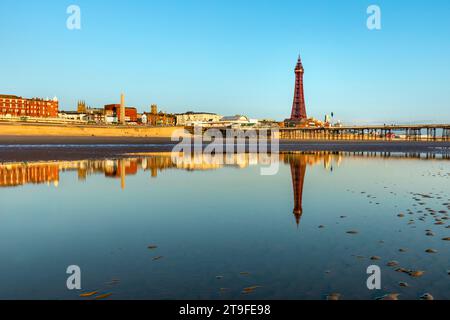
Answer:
[279,124,450,141]
[187,124,450,142]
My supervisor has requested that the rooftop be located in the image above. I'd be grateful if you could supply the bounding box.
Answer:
[0,94,21,99]
[221,115,249,121]
[178,111,218,116]
[0,94,58,102]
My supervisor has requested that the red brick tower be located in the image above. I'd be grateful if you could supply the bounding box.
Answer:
[290,56,307,122]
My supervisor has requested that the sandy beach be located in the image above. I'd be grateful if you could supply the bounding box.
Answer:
[0,135,449,162]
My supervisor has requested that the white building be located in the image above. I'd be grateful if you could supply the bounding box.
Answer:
[219,115,258,127]
[105,116,118,124]
[141,113,148,124]
[58,111,86,122]
[176,112,222,126]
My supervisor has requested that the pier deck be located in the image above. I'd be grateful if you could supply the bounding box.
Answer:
[279,124,450,141]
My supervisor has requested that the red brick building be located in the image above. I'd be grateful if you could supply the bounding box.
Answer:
[0,94,59,118]
[143,104,176,126]
[143,111,176,126]
[104,104,138,123]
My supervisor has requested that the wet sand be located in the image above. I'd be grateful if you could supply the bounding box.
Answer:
[0,135,449,162]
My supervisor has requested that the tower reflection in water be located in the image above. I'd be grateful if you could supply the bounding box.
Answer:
[281,152,342,226]
[0,152,344,225]
[290,156,306,226]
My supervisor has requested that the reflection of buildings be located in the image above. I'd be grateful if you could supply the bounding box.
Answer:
[0,163,59,187]
[0,154,268,189]
[0,152,343,194]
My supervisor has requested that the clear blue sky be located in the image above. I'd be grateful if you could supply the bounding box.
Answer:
[1,0,449,123]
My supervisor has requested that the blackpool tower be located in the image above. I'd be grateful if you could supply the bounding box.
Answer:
[289,56,307,123]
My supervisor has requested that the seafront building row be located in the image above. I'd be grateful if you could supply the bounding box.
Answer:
[0,93,267,128]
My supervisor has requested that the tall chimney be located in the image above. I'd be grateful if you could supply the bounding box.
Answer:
[120,93,126,125]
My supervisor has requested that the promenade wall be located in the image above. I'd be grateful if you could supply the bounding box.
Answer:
[0,122,184,138]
